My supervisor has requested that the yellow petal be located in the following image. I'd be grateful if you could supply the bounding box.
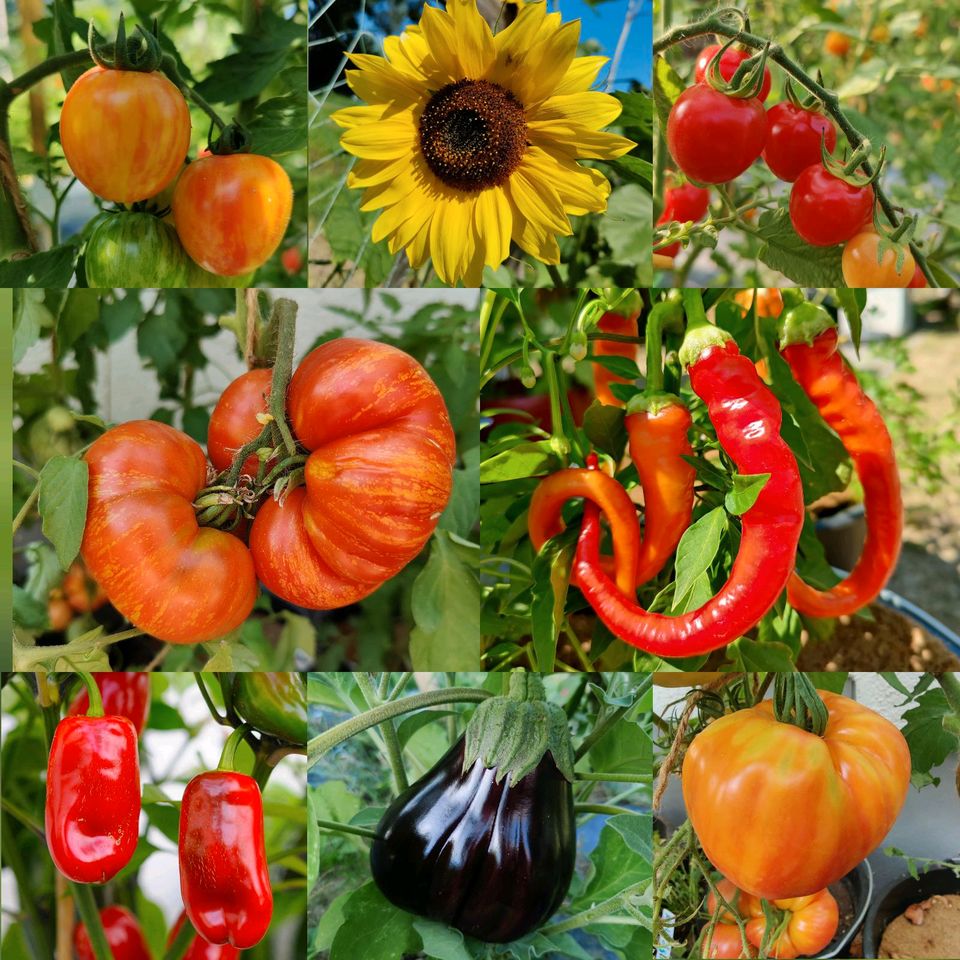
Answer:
[359,166,421,212]
[555,55,608,95]
[522,148,610,215]
[518,20,581,108]
[340,117,417,160]
[488,1,548,95]
[528,120,636,159]
[448,0,495,78]
[507,162,571,235]
[348,156,414,189]
[530,91,623,130]
[418,5,462,84]
[475,186,512,269]
[406,218,432,268]
[345,56,426,106]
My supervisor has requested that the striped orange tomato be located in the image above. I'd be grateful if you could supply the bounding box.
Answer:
[682,690,910,899]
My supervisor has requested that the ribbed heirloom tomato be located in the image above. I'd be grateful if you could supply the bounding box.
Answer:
[207,368,274,477]
[248,339,456,608]
[60,67,191,203]
[682,691,910,900]
[666,85,767,184]
[695,45,772,101]
[789,164,874,247]
[81,420,258,643]
[173,153,293,276]
[762,103,837,182]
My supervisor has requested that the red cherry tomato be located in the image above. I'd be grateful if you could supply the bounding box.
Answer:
[664,182,711,221]
[666,85,767,184]
[841,232,916,287]
[908,263,928,288]
[789,165,874,247]
[207,369,274,478]
[60,66,191,203]
[172,154,293,276]
[281,246,304,274]
[762,103,837,182]
[695,45,772,101]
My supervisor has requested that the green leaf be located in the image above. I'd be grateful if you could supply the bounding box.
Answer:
[480,442,554,483]
[724,473,770,516]
[730,638,797,671]
[13,289,52,364]
[577,814,652,905]
[249,89,308,156]
[901,689,956,781]
[38,456,88,570]
[530,536,575,672]
[0,246,79,288]
[672,508,726,612]
[410,534,481,670]
[582,401,627,460]
[330,883,419,960]
[412,919,474,960]
[756,208,845,287]
[805,672,849,694]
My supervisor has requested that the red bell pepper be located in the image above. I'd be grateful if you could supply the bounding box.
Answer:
[46,713,140,883]
[74,905,151,960]
[179,766,272,948]
[169,911,241,959]
[69,673,151,736]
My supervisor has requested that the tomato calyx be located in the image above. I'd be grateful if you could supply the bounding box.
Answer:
[88,13,164,73]
[820,138,885,190]
[207,122,254,157]
[193,484,258,532]
[701,35,773,101]
[772,673,828,735]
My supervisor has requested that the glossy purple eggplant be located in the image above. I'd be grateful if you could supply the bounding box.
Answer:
[369,736,576,943]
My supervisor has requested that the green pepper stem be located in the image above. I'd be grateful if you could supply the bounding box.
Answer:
[75,672,104,717]
[217,722,253,772]
[773,673,828,736]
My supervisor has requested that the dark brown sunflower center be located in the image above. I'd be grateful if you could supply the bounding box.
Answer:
[419,79,527,192]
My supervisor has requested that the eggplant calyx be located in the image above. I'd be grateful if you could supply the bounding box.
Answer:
[464,673,576,786]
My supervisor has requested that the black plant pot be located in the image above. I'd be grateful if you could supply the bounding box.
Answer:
[820,859,874,958]
[861,863,960,958]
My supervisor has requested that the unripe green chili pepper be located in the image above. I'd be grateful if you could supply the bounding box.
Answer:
[229,672,307,745]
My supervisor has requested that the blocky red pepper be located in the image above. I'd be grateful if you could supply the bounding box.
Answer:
[179,770,273,948]
[69,673,151,736]
[74,906,150,960]
[169,911,241,959]
[46,714,140,883]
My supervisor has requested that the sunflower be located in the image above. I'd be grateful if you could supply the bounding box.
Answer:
[331,0,636,286]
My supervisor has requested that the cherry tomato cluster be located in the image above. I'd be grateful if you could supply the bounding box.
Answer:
[46,561,109,633]
[660,39,923,287]
[61,64,293,280]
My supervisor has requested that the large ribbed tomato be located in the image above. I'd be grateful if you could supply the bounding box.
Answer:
[81,421,257,643]
[172,154,293,276]
[682,691,910,899]
[248,339,456,609]
[207,369,274,477]
[60,67,191,203]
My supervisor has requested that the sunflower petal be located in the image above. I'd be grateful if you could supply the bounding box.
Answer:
[418,5,462,84]
[508,162,571,235]
[340,117,417,160]
[345,56,425,106]
[531,91,623,130]
[528,120,636,159]
[519,20,582,107]
[449,0,495,78]
[475,186,512,270]
[522,147,611,215]
[555,55,608,95]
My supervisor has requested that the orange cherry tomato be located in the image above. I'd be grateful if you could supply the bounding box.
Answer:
[733,289,784,318]
[62,560,109,613]
[172,154,293,276]
[60,66,191,203]
[744,888,839,958]
[702,922,754,958]
[841,232,915,287]
[824,31,851,56]
[47,594,73,632]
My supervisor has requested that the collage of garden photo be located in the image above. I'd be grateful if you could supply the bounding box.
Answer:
[1,1,959,960]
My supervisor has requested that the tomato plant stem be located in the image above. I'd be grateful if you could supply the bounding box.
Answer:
[355,672,409,793]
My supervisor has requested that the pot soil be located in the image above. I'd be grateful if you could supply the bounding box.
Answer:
[796,603,960,672]
[877,894,960,958]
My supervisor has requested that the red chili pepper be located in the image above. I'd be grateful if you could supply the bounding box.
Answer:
[528,465,641,594]
[46,715,140,883]
[169,911,241,959]
[574,308,804,656]
[626,401,696,584]
[779,315,902,616]
[74,906,151,960]
[69,673,151,736]
[179,770,273,948]
[593,311,639,406]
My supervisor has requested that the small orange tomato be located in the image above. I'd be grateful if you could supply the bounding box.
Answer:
[48,594,73,632]
[842,232,916,287]
[733,289,784,317]
[63,561,109,613]
[172,154,293,276]
[824,31,851,56]
[60,67,191,203]
[702,922,754,958]
[743,888,840,958]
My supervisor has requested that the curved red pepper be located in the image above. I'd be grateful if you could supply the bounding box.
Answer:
[781,326,902,616]
[74,906,151,960]
[574,338,804,656]
[169,911,241,959]
[46,715,140,883]
[69,673,151,736]
[179,771,273,948]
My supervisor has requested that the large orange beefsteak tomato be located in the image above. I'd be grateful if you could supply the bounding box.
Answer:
[248,339,456,609]
[60,67,191,203]
[682,690,910,899]
[172,154,293,276]
[81,421,257,643]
